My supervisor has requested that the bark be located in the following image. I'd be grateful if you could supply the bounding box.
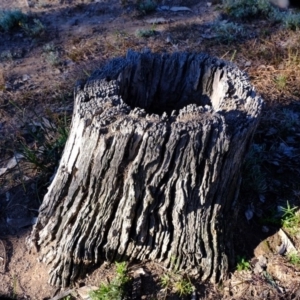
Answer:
[29,51,263,287]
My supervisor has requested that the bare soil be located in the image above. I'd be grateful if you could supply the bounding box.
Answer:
[0,0,300,299]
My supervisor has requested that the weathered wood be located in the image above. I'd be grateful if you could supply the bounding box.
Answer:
[29,50,263,287]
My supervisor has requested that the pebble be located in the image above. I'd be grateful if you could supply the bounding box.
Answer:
[22,74,30,82]
[262,225,269,233]
[245,61,251,67]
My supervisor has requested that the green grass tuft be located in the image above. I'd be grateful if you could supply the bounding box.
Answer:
[90,262,129,300]
[135,28,156,38]
[236,256,251,271]
[0,10,27,32]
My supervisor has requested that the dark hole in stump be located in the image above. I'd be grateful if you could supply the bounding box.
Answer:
[90,52,218,116]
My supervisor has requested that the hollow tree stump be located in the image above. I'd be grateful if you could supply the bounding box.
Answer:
[29,51,263,287]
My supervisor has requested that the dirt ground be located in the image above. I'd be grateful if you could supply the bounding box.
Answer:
[0,0,300,299]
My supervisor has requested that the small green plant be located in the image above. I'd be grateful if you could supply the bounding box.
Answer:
[274,74,287,90]
[260,208,281,226]
[90,262,129,300]
[223,0,274,20]
[21,18,45,37]
[287,252,300,266]
[0,10,27,32]
[223,0,300,29]
[12,274,17,299]
[135,28,156,38]
[173,278,194,297]
[0,50,13,61]
[0,10,46,37]
[160,273,171,289]
[42,43,61,66]
[45,51,60,66]
[9,100,69,173]
[160,256,193,297]
[271,10,300,30]
[236,256,251,271]
[282,12,300,30]
[139,0,157,13]
[210,20,246,43]
[43,42,56,52]
[280,201,300,230]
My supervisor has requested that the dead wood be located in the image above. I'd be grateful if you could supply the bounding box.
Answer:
[29,50,263,287]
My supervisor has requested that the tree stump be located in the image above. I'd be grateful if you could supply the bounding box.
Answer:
[29,51,263,287]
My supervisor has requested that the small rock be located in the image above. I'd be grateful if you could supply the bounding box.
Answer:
[252,255,267,274]
[166,34,173,44]
[77,286,98,300]
[277,228,297,255]
[0,168,7,176]
[64,59,75,67]
[54,68,62,74]
[146,17,167,24]
[4,83,12,91]
[22,74,30,82]
[245,61,251,67]
[245,204,254,220]
[71,19,79,26]
[259,194,265,203]
[6,153,24,169]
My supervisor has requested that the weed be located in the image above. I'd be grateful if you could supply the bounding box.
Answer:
[271,9,300,29]
[282,12,300,30]
[0,50,13,62]
[0,9,46,37]
[260,208,281,226]
[21,18,45,37]
[43,43,56,53]
[12,274,17,299]
[274,74,287,90]
[281,108,299,129]
[0,10,27,32]
[223,0,274,20]
[135,28,156,38]
[236,256,251,271]
[9,100,69,174]
[90,262,129,300]
[223,0,300,29]
[139,0,157,13]
[45,51,60,66]
[210,20,246,43]
[0,71,5,91]
[280,201,300,230]
[42,44,61,66]
[287,252,300,266]
[160,257,193,297]
[173,278,194,297]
